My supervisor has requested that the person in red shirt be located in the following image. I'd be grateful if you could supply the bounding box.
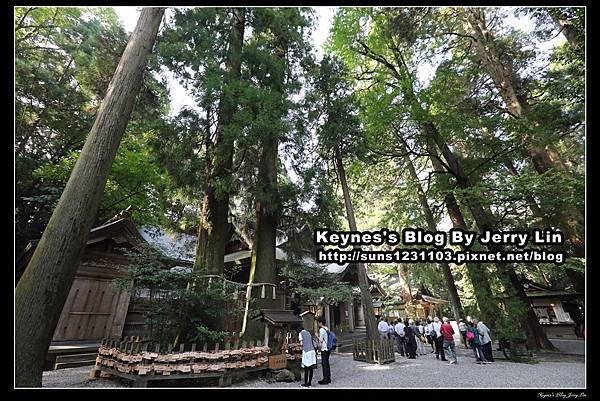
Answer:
[440,317,458,364]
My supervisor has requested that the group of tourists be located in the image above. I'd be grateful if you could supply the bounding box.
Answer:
[378,315,496,365]
[296,314,497,387]
[461,318,495,364]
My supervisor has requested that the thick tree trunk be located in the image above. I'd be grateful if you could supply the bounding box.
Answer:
[334,145,380,341]
[244,135,280,342]
[193,9,246,278]
[460,9,567,174]
[397,264,412,302]
[427,143,500,326]
[549,9,583,51]
[400,147,463,321]
[461,7,585,276]
[364,14,556,349]
[428,126,555,350]
[14,8,164,387]
[243,31,284,343]
[505,161,584,293]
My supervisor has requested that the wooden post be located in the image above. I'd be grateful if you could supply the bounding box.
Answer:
[264,325,269,347]
[349,297,355,332]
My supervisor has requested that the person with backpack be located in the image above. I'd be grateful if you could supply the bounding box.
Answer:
[394,319,406,356]
[298,323,317,387]
[431,317,447,361]
[466,321,487,364]
[440,317,457,365]
[316,316,332,385]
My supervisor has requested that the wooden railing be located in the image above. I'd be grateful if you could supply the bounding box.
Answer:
[91,335,272,387]
[352,339,396,365]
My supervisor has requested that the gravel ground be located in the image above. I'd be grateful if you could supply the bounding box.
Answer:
[234,348,585,389]
[43,367,125,388]
[42,345,585,389]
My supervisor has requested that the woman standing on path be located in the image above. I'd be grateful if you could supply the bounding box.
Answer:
[458,319,468,348]
[466,321,487,364]
[432,317,447,361]
[414,320,426,356]
[298,324,317,387]
[404,319,418,359]
[425,318,435,353]
[474,319,495,363]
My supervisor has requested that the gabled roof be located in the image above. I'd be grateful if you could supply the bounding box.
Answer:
[223,248,288,264]
[139,226,196,262]
[521,278,581,298]
[87,218,145,246]
[521,278,554,292]
[252,309,302,326]
[420,295,449,304]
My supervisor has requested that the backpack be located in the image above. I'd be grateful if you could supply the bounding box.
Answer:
[466,330,475,341]
[430,324,438,339]
[326,329,337,351]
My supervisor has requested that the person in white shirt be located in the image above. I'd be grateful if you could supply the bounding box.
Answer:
[298,324,317,387]
[316,316,332,384]
[387,319,395,340]
[431,316,447,361]
[378,317,389,341]
[394,319,406,356]
[414,320,426,356]
[425,318,435,353]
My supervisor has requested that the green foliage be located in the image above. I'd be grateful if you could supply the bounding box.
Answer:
[14,6,584,344]
[282,257,352,305]
[114,245,243,347]
[495,297,529,343]
[15,6,174,256]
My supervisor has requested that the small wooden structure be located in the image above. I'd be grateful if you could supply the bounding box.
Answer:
[252,309,303,373]
[90,335,270,387]
[352,339,396,365]
[251,309,302,349]
[386,286,449,321]
[522,279,583,338]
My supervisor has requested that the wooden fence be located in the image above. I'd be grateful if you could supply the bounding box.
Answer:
[352,339,396,365]
[90,335,271,387]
